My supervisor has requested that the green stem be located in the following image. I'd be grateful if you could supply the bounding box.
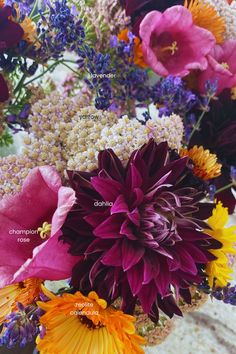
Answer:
[215,182,235,194]
[23,62,59,86]
[14,74,27,94]
[189,97,211,141]
[61,62,79,75]
[189,110,206,141]
[29,0,39,19]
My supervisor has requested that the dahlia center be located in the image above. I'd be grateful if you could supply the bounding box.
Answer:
[79,316,104,330]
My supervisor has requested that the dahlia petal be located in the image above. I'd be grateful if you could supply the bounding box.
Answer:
[89,257,104,286]
[120,219,137,240]
[179,288,192,304]
[91,176,122,202]
[155,261,170,296]
[127,208,140,226]
[101,240,123,266]
[145,171,172,198]
[85,239,113,255]
[176,247,198,275]
[122,239,144,271]
[140,140,169,173]
[110,194,129,214]
[179,228,210,241]
[126,163,143,189]
[152,157,188,186]
[127,262,144,295]
[93,214,124,239]
[183,243,209,264]
[131,187,144,208]
[138,281,158,313]
[67,170,96,191]
[84,213,107,228]
[158,294,183,318]
[98,149,125,182]
[143,254,160,284]
[76,193,98,211]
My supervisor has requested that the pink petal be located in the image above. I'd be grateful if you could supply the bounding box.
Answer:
[122,239,144,271]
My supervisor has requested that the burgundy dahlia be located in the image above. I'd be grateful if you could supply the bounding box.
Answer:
[0,5,24,52]
[62,140,221,321]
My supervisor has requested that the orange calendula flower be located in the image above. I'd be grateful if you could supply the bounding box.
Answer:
[184,0,226,44]
[37,287,146,354]
[0,0,4,7]
[180,145,222,180]
[118,28,147,69]
[231,87,236,100]
[0,278,42,324]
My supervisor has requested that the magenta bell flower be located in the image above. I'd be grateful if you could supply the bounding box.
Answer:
[0,166,77,288]
[197,40,236,94]
[139,6,215,77]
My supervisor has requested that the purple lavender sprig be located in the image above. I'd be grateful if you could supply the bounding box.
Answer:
[211,283,236,306]
[151,75,199,117]
[0,303,43,349]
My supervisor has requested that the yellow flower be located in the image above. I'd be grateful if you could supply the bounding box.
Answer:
[205,202,236,287]
[184,0,226,44]
[37,287,146,354]
[180,145,222,181]
[0,278,42,324]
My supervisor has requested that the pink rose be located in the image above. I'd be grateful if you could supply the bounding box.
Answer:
[0,166,77,288]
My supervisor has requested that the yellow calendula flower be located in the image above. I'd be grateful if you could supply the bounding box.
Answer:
[37,287,146,354]
[180,145,222,181]
[205,202,236,288]
[0,278,42,324]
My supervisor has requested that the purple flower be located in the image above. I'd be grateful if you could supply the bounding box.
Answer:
[62,140,221,321]
[0,303,43,348]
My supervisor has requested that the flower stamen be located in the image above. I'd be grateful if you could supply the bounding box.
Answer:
[37,222,51,239]
[161,41,178,55]
[221,62,229,69]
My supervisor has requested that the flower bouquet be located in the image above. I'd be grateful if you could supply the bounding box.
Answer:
[0,0,236,353]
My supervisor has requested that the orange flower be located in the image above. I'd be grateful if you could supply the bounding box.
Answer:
[37,288,145,354]
[184,0,226,44]
[118,28,147,69]
[180,145,222,180]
